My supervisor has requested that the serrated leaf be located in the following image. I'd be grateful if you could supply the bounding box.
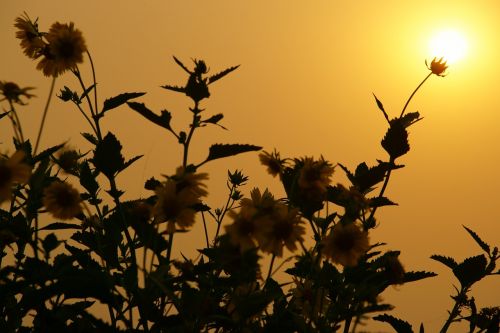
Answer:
[208,65,240,84]
[119,155,143,173]
[430,255,458,270]
[33,143,65,163]
[400,112,422,128]
[201,144,261,165]
[463,225,491,255]
[402,270,437,283]
[145,177,161,190]
[369,196,397,208]
[80,161,99,195]
[101,92,145,113]
[127,102,172,131]
[382,121,410,160]
[374,314,414,333]
[81,132,98,145]
[338,163,356,184]
[93,132,125,178]
[373,93,389,122]
[173,55,191,74]
[453,255,487,287]
[39,222,81,231]
[160,84,185,93]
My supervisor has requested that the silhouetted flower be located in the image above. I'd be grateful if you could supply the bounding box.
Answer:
[54,147,80,174]
[37,22,87,77]
[14,13,44,59]
[43,181,82,220]
[321,222,370,267]
[259,150,284,177]
[426,57,448,76]
[0,81,35,105]
[240,188,277,215]
[225,206,259,251]
[298,156,334,194]
[175,167,209,197]
[0,151,31,202]
[152,180,199,233]
[255,203,305,257]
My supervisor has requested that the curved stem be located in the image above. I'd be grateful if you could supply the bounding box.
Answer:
[399,72,432,118]
[266,254,276,282]
[34,77,56,154]
[75,101,98,135]
[9,101,25,143]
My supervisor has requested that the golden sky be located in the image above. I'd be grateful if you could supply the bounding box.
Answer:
[1,1,499,331]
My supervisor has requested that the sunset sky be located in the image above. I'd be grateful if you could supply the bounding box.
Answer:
[1,1,499,331]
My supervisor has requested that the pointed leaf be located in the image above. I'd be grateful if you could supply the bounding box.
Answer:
[208,65,240,84]
[382,120,409,160]
[402,270,437,283]
[127,102,172,130]
[463,225,490,254]
[0,111,10,120]
[338,163,356,184]
[369,196,397,208]
[119,155,143,173]
[101,92,145,113]
[453,255,487,287]
[373,93,389,122]
[33,143,65,163]
[79,161,99,195]
[81,132,98,145]
[173,55,191,74]
[79,83,97,102]
[93,132,125,178]
[39,222,81,231]
[202,144,261,165]
[160,84,185,93]
[430,255,458,270]
[374,314,414,333]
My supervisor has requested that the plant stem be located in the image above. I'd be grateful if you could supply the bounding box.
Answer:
[440,287,467,333]
[266,254,276,282]
[34,77,56,154]
[399,72,432,118]
[9,101,25,143]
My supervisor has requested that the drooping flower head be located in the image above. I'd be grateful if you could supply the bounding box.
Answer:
[0,81,35,105]
[259,149,284,177]
[14,13,44,59]
[426,57,448,76]
[36,22,87,77]
[321,222,370,267]
[0,150,32,203]
[42,181,82,220]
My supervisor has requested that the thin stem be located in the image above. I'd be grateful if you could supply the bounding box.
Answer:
[440,287,467,333]
[399,72,432,118]
[34,77,56,154]
[366,159,393,226]
[9,101,25,143]
[182,101,200,168]
[86,51,98,117]
[75,101,98,135]
[166,232,174,263]
[201,211,210,248]
[265,254,276,282]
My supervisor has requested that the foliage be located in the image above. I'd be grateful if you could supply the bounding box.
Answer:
[0,13,498,333]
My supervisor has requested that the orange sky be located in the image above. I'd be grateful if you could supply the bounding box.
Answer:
[1,1,499,331]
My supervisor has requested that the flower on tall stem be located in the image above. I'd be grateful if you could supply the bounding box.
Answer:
[0,151,32,203]
[14,13,44,59]
[0,81,35,105]
[321,222,370,267]
[426,57,448,76]
[42,181,82,220]
[36,22,87,77]
[259,149,284,177]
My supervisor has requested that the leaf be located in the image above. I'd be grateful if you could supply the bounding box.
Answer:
[173,55,191,74]
[202,113,226,129]
[160,84,185,93]
[42,233,59,254]
[338,163,355,184]
[402,270,437,283]
[93,132,125,178]
[453,255,487,287]
[119,155,143,173]
[373,93,389,122]
[101,92,145,113]
[81,132,98,145]
[79,161,99,196]
[0,111,10,120]
[201,144,261,165]
[208,65,240,84]
[374,314,414,333]
[463,225,491,255]
[39,222,81,231]
[381,121,409,160]
[79,83,97,102]
[127,102,172,131]
[33,143,65,163]
[369,196,397,208]
[145,177,161,190]
[430,255,458,270]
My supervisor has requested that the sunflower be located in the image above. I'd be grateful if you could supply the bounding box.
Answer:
[321,222,370,267]
[297,156,334,194]
[225,206,259,252]
[42,181,82,220]
[259,149,284,177]
[36,22,87,77]
[0,150,31,203]
[14,13,45,59]
[0,81,35,105]
[152,180,200,233]
[174,167,209,197]
[240,188,276,215]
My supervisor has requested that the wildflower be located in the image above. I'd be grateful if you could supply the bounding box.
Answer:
[152,180,200,233]
[321,222,370,267]
[225,206,259,252]
[291,278,329,319]
[42,181,82,220]
[255,203,305,257]
[298,156,334,194]
[228,169,248,186]
[174,167,209,197]
[426,57,448,76]
[0,151,31,203]
[14,13,44,59]
[240,188,276,214]
[54,147,80,174]
[259,150,284,177]
[36,22,87,77]
[0,81,35,105]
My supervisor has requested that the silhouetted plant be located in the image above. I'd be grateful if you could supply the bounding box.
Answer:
[0,13,498,333]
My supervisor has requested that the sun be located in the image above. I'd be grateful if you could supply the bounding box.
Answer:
[428,29,468,64]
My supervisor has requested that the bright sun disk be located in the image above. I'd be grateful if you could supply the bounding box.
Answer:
[428,30,468,64]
